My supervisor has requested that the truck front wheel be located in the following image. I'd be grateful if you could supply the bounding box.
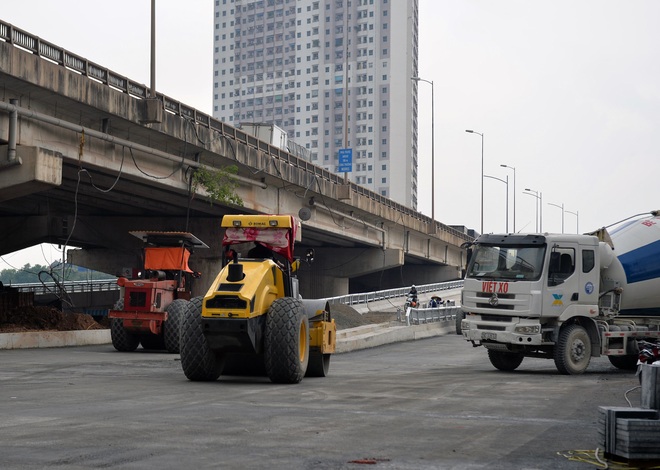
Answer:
[488,349,524,371]
[455,310,465,335]
[554,324,591,375]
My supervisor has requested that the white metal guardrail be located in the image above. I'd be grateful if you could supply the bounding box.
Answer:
[402,302,460,327]
[7,279,119,295]
[326,280,463,307]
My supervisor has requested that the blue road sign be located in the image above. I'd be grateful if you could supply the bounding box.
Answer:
[338,148,352,172]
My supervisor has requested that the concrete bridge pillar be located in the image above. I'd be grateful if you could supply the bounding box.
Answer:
[295,247,404,298]
[298,272,349,300]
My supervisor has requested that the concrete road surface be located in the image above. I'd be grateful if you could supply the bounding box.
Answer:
[0,335,642,469]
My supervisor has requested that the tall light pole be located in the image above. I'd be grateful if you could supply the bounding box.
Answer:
[500,164,516,232]
[412,76,435,221]
[465,130,484,233]
[565,209,579,233]
[150,0,156,98]
[547,202,565,233]
[484,174,509,232]
[523,188,542,232]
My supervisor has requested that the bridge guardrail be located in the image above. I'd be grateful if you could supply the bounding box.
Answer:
[326,280,463,308]
[9,279,119,295]
[402,303,461,327]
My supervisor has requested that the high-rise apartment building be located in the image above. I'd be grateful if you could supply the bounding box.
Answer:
[212,0,419,210]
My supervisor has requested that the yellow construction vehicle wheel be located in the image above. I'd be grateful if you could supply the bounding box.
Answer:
[180,297,224,381]
[164,299,188,353]
[264,297,309,384]
[306,351,331,377]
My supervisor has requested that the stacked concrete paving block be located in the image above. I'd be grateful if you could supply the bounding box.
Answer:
[641,364,660,410]
[598,364,660,462]
[598,407,660,460]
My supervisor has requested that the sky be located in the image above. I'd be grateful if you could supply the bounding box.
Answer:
[2,0,659,269]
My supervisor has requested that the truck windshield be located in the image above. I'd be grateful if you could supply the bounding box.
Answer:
[466,244,546,281]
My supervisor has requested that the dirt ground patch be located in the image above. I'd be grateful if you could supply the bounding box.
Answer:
[0,306,107,333]
[0,303,394,334]
[329,303,398,329]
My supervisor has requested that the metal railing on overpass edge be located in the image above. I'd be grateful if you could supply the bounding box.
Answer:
[325,279,463,308]
[325,280,463,327]
[9,279,119,295]
[11,278,462,301]
[0,19,474,243]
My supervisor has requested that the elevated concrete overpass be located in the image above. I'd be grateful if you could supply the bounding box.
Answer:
[0,20,474,299]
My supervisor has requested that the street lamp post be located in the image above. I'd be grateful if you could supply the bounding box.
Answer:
[412,76,435,222]
[150,0,156,98]
[565,209,579,233]
[500,164,516,232]
[465,130,484,234]
[547,202,565,233]
[484,174,509,232]
[523,188,542,232]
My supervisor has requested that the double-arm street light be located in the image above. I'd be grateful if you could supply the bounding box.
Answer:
[523,188,542,232]
[412,76,435,222]
[484,174,509,232]
[547,203,580,234]
[547,202,565,233]
[566,209,579,233]
[465,130,484,233]
[500,164,516,232]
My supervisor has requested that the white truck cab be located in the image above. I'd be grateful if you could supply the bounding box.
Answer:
[461,213,660,375]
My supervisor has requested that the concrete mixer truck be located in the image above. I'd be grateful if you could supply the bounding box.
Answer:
[460,210,660,374]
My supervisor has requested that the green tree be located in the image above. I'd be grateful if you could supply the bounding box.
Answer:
[192,165,243,206]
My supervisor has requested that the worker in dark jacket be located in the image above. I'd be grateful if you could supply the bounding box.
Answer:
[408,285,418,307]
